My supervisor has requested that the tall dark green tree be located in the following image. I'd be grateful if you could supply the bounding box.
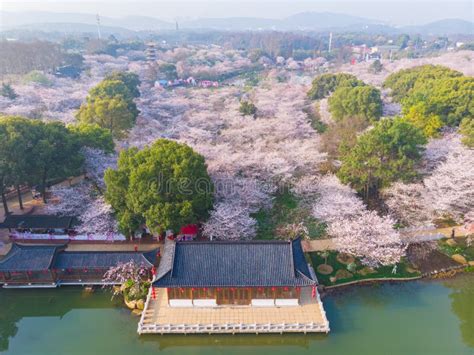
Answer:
[158,63,178,81]
[68,122,115,153]
[338,118,426,200]
[76,79,139,139]
[308,73,364,100]
[105,139,214,236]
[105,71,141,98]
[459,117,474,148]
[401,76,474,127]
[0,83,17,100]
[383,65,462,102]
[328,86,383,123]
[33,122,84,203]
[0,116,40,209]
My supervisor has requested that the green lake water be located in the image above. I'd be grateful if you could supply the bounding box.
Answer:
[1,274,473,355]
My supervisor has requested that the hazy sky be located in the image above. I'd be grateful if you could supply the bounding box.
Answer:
[2,0,473,25]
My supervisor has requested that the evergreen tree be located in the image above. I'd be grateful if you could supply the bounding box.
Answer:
[329,86,383,123]
[338,118,426,200]
[105,139,214,236]
[0,83,17,100]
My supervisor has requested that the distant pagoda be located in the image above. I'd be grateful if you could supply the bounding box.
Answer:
[145,42,157,62]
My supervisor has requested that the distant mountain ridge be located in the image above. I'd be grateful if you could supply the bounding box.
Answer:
[403,19,474,35]
[1,11,472,35]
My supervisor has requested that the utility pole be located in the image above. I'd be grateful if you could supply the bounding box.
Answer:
[328,32,333,53]
[96,13,102,40]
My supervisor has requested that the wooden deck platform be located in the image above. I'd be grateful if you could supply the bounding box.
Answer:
[138,286,330,334]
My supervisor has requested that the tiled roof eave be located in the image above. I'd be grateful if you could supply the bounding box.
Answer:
[153,279,316,288]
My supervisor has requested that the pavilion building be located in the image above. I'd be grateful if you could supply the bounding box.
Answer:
[0,243,158,287]
[138,238,329,334]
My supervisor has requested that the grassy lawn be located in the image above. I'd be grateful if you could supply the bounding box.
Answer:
[252,190,326,240]
[308,251,420,286]
[437,238,474,261]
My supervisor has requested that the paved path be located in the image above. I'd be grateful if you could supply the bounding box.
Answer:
[65,243,162,252]
[302,225,469,252]
[399,225,468,243]
[302,239,335,252]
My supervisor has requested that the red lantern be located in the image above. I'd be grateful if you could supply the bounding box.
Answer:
[312,286,316,298]
[152,287,156,300]
[151,266,156,275]
[283,287,289,291]
[271,287,276,292]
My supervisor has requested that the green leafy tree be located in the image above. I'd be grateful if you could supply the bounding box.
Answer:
[68,122,115,153]
[86,79,138,116]
[401,76,474,126]
[0,122,12,214]
[0,83,17,100]
[459,117,474,148]
[0,116,40,209]
[369,60,383,74]
[338,118,426,200]
[158,63,178,81]
[329,86,383,123]
[308,73,364,100]
[397,34,410,49]
[403,102,444,138]
[105,72,141,98]
[383,65,462,102]
[105,139,214,236]
[76,79,139,139]
[239,101,257,116]
[33,122,84,203]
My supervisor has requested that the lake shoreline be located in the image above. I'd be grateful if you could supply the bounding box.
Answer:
[319,266,472,298]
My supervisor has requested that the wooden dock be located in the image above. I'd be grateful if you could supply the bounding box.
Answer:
[137,286,330,335]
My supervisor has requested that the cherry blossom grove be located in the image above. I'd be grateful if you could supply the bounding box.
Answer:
[381,182,432,227]
[328,212,405,267]
[128,74,326,240]
[383,133,473,225]
[45,183,118,235]
[424,142,474,217]
[307,175,404,266]
[0,54,132,123]
[82,147,117,189]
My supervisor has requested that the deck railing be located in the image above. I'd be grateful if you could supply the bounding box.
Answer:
[137,286,330,335]
[138,321,329,334]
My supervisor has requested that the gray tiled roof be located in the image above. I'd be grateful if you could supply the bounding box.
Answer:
[0,215,76,229]
[0,244,158,272]
[0,244,62,271]
[53,250,158,269]
[154,238,315,288]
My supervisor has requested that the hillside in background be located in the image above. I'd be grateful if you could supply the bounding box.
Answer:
[1,11,473,35]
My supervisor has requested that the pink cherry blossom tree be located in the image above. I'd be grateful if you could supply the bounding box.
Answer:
[307,175,405,266]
